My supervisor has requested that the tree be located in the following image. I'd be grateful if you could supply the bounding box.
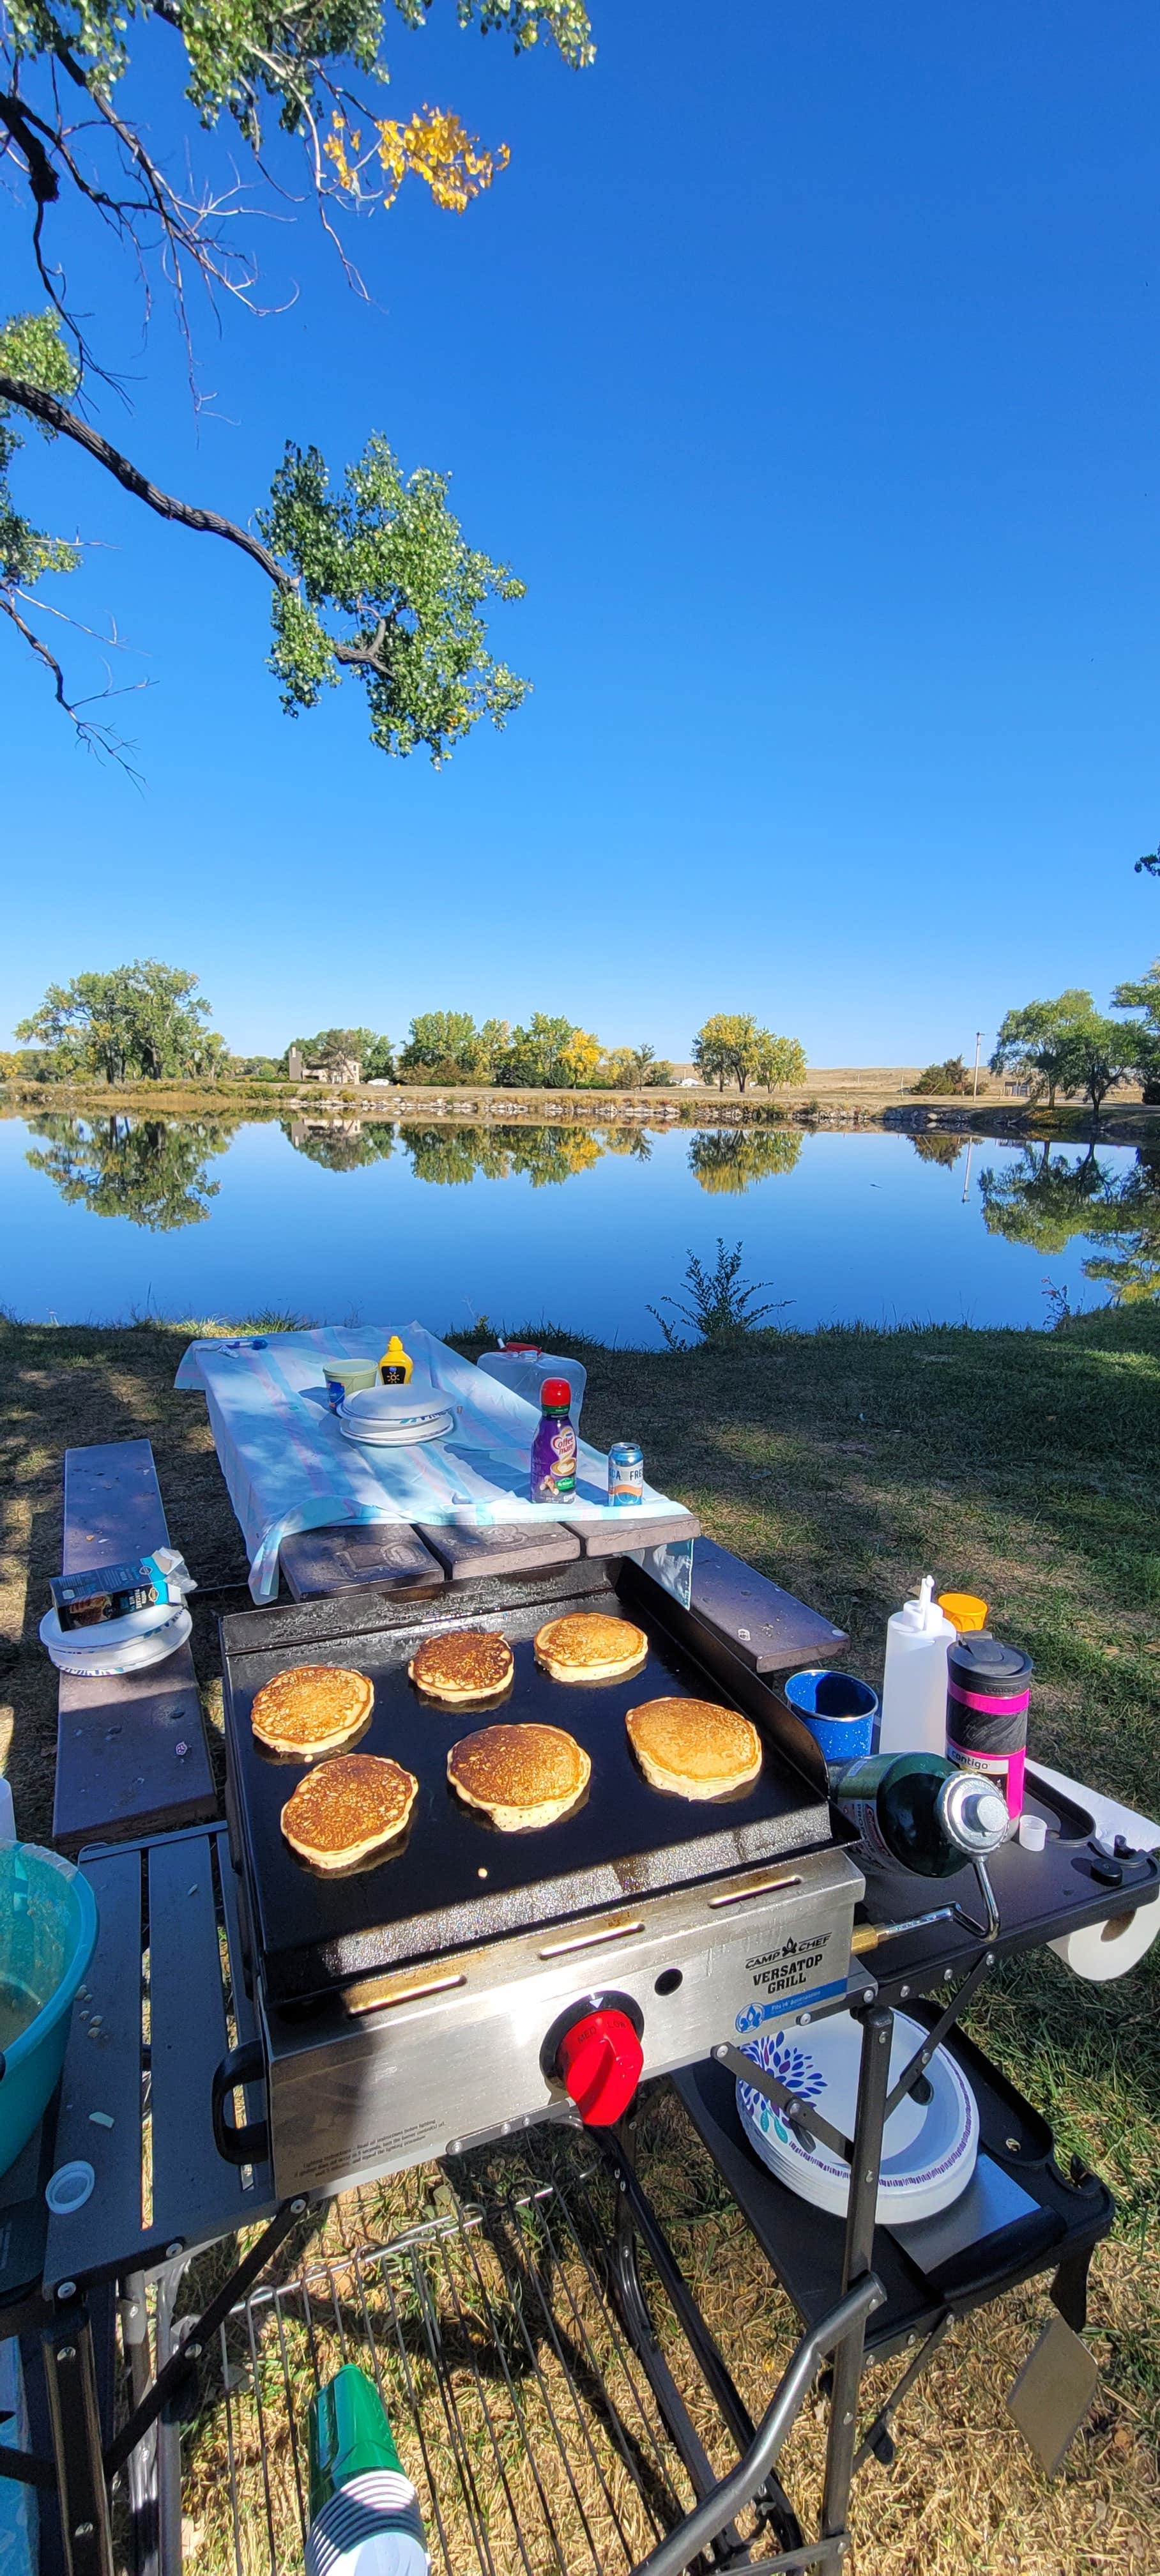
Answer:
[0,3,593,757]
[1111,959,1160,1102]
[912,1055,972,1097]
[500,1015,577,1087]
[988,991,1094,1110]
[24,1111,233,1227]
[692,1014,805,1094]
[397,1011,485,1080]
[16,960,221,1083]
[361,1034,396,1082]
[1053,1011,1145,1119]
[754,1032,807,1092]
[560,1028,603,1087]
[692,1014,756,1091]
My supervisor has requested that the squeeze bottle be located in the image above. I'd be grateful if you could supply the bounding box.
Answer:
[876,1577,956,1757]
[306,2365,429,2576]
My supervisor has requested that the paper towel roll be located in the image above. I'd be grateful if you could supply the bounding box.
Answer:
[1049,1892,1160,1982]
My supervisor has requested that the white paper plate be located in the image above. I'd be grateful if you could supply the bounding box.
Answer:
[40,1599,181,1657]
[338,1409,454,1449]
[42,1606,192,1677]
[340,1386,452,1432]
[736,2011,978,2223]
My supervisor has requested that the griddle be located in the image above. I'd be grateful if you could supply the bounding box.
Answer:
[220,1563,834,2003]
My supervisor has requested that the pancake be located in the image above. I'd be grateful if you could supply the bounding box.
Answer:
[533,1612,647,1685]
[281,1752,419,1869]
[625,1696,762,1800]
[447,1722,591,1831]
[250,1664,373,1756]
[409,1629,514,1705]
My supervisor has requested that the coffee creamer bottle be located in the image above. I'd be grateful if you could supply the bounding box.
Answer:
[530,1377,577,1505]
[306,2365,429,2576]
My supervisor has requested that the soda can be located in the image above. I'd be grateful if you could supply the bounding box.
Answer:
[608,1441,645,1505]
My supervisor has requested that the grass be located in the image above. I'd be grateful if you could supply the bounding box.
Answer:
[1,1303,1158,2569]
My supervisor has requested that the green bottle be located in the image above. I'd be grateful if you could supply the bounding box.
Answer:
[828,1751,1008,1878]
[306,2366,428,2576]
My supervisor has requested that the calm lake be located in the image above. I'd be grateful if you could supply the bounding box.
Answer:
[2,1113,1156,1342]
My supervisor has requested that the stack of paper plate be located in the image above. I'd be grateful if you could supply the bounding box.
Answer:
[40,1602,193,1678]
[735,2009,978,2223]
[338,1386,455,1447]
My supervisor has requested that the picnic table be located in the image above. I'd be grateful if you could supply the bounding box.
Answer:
[174,1324,700,1601]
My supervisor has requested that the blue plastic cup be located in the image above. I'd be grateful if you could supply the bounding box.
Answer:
[0,1844,98,2179]
[783,1669,878,1762]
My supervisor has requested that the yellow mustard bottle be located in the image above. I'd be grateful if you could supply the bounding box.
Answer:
[378,1335,413,1386]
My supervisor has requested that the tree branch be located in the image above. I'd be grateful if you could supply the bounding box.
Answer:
[0,374,289,586]
[0,89,60,201]
[0,590,144,775]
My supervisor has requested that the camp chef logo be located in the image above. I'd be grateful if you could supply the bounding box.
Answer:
[745,1933,828,1992]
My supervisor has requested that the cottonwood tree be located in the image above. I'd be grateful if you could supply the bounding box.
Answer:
[0,1,593,761]
[692,1015,806,1094]
[17,960,222,1080]
[988,991,1094,1110]
[1112,960,1160,1100]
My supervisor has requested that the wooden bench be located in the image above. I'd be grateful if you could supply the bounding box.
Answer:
[52,1439,217,1856]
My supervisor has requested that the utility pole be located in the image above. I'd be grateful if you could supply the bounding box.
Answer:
[972,1031,983,1098]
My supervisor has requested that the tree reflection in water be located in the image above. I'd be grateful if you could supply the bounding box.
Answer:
[399,1125,606,1188]
[282,1119,395,1173]
[909,1132,963,1169]
[24,1114,235,1229]
[978,1144,1160,1301]
[687,1126,803,1193]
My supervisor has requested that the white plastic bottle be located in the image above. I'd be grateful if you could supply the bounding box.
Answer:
[877,1577,956,1757]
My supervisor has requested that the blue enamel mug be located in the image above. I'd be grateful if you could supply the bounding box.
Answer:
[783,1668,878,1761]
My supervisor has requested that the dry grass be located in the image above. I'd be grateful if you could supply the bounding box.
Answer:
[1,1307,1158,2571]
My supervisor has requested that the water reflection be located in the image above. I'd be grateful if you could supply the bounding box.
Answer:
[909,1131,963,1169]
[978,1145,1160,1300]
[19,1114,1159,1306]
[687,1127,802,1192]
[24,1112,235,1230]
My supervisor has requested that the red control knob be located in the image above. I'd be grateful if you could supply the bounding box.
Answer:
[556,2009,643,2126]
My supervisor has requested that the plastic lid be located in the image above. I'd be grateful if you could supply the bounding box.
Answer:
[540,1378,572,1409]
[1018,1811,1048,1852]
[937,1592,989,1633]
[949,1633,1034,1685]
[46,2160,95,2215]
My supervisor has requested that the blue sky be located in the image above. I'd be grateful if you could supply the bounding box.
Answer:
[3,0,1159,1064]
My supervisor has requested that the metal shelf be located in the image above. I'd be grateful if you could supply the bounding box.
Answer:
[183,2172,700,2576]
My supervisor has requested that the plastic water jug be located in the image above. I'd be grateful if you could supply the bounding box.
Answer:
[477,1347,587,1429]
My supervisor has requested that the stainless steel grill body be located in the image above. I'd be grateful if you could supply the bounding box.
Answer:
[261,1846,862,2196]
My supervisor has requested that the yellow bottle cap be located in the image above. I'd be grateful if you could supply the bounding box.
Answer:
[937,1591,989,1633]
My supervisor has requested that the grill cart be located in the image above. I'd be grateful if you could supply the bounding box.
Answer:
[3,1337,1156,2575]
[1,1541,1154,2576]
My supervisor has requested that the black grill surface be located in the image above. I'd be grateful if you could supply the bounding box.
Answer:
[221,1575,830,2002]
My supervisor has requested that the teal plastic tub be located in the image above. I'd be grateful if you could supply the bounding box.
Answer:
[0,1845,98,2179]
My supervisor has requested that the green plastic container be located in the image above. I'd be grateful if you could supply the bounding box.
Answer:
[307,2366,428,2575]
[0,1845,98,2179]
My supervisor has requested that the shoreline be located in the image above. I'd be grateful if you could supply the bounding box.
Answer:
[3,1081,1157,1148]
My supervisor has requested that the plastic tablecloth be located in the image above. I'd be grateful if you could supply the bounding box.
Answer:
[175,1322,687,1601]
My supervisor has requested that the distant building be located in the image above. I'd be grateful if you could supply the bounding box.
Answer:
[287,1044,362,1087]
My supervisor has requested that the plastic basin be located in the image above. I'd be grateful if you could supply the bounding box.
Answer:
[0,1845,98,2179]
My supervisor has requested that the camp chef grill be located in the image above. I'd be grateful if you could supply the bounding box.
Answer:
[215,1556,867,2199]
